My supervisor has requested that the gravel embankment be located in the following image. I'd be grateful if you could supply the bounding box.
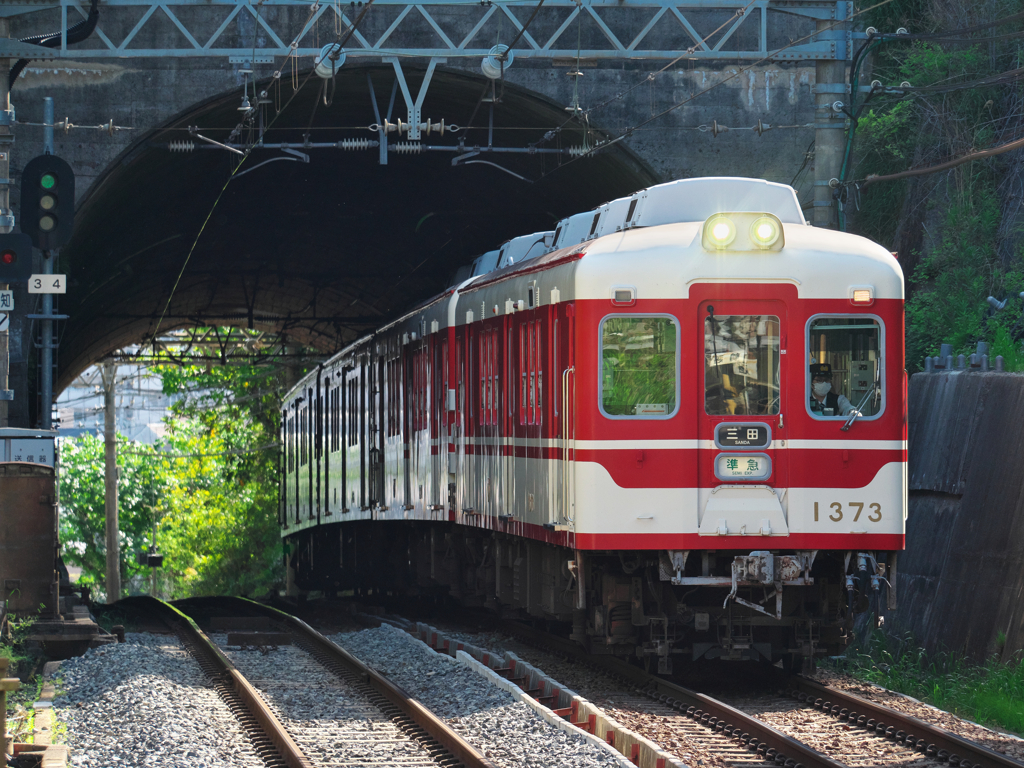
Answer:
[423,628,724,768]
[332,623,627,768]
[215,634,437,766]
[54,633,264,768]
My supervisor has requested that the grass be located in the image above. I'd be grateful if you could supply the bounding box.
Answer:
[835,631,1024,735]
[2,612,44,745]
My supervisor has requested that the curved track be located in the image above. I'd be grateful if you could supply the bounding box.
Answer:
[139,597,496,768]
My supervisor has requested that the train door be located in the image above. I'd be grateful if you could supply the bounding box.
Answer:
[698,300,789,537]
[431,335,445,511]
[557,303,575,533]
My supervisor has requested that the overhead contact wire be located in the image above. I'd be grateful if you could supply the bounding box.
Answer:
[536,0,900,181]
[152,1,375,341]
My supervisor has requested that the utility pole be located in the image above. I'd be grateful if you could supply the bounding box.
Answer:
[0,18,12,427]
[102,360,120,603]
[813,16,848,228]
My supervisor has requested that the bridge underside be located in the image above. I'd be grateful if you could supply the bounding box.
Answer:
[58,64,654,390]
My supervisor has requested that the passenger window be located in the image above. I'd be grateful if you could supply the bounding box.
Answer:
[704,315,780,416]
[600,316,678,418]
[807,316,882,419]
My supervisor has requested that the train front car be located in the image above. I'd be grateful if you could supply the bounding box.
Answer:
[571,178,905,670]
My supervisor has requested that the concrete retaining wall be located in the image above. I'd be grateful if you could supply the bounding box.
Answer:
[900,371,1024,662]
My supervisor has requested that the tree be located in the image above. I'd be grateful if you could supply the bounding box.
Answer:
[58,350,294,600]
[58,433,166,601]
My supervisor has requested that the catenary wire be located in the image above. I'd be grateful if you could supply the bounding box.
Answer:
[151,1,375,342]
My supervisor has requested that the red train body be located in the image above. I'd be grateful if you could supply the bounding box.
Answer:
[282,178,906,669]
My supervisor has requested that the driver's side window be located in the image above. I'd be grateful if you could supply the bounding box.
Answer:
[807,316,883,419]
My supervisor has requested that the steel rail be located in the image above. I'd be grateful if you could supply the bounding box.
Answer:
[786,676,1024,768]
[236,598,499,768]
[494,619,844,768]
[141,596,313,768]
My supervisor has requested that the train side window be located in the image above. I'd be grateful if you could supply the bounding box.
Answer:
[807,316,883,419]
[287,415,295,471]
[600,315,679,418]
[508,327,514,418]
[553,319,559,417]
[705,315,780,416]
[519,325,527,425]
[534,321,543,425]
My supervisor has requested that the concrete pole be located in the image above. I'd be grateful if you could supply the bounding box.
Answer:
[102,360,120,603]
[813,19,847,228]
[0,19,11,428]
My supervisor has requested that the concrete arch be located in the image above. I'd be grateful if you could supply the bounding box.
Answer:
[58,63,656,391]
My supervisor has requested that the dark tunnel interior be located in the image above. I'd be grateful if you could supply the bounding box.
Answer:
[57,63,657,390]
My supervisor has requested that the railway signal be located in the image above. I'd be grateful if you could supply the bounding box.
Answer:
[0,232,33,282]
[21,154,75,250]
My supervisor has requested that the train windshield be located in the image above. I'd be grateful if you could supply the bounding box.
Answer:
[808,316,882,419]
[704,315,780,416]
[600,316,678,417]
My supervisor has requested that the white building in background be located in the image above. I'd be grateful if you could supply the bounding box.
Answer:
[55,362,178,443]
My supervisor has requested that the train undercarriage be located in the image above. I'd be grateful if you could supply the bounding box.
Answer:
[286,521,894,672]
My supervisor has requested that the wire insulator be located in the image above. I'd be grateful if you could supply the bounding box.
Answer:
[168,140,195,152]
[337,138,372,151]
[392,142,424,155]
[567,145,590,157]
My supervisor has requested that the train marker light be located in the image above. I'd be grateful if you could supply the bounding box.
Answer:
[704,215,736,248]
[850,286,875,305]
[750,216,781,248]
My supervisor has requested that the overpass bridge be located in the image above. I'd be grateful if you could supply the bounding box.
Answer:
[0,0,859,427]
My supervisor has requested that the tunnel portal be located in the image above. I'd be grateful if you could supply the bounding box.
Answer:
[57,64,655,391]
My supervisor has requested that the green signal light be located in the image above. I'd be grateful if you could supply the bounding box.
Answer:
[40,173,57,189]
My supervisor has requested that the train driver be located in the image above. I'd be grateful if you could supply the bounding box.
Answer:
[809,363,857,417]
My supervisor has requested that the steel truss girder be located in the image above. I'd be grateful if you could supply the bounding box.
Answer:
[114,326,329,366]
[5,0,853,62]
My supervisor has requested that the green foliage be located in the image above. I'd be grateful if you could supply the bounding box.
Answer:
[904,185,1002,365]
[847,1,1024,369]
[838,631,1024,734]
[154,360,284,598]
[58,351,287,601]
[58,434,167,600]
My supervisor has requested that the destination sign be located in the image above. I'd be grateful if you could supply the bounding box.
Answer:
[715,422,771,449]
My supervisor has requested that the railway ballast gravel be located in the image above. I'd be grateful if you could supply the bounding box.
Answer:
[54,633,265,768]
[332,623,626,768]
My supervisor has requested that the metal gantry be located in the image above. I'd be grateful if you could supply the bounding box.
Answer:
[2,0,853,62]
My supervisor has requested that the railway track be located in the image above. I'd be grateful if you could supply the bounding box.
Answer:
[139,596,495,768]
[781,677,1024,768]
[404,613,1024,768]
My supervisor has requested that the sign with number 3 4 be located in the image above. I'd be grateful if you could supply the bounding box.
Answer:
[28,274,67,294]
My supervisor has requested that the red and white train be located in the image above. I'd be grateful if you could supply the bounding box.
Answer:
[281,176,905,670]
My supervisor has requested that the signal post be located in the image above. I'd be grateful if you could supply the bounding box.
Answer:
[1,18,12,427]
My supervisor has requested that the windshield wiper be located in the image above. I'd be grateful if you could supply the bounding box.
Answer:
[841,381,877,432]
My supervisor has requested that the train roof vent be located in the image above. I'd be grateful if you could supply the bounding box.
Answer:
[553,210,595,249]
[497,231,554,268]
[595,196,634,238]
[450,263,473,286]
[631,177,806,227]
[471,249,501,277]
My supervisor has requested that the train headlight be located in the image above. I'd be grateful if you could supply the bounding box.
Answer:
[750,216,781,248]
[702,212,784,251]
[704,215,736,249]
